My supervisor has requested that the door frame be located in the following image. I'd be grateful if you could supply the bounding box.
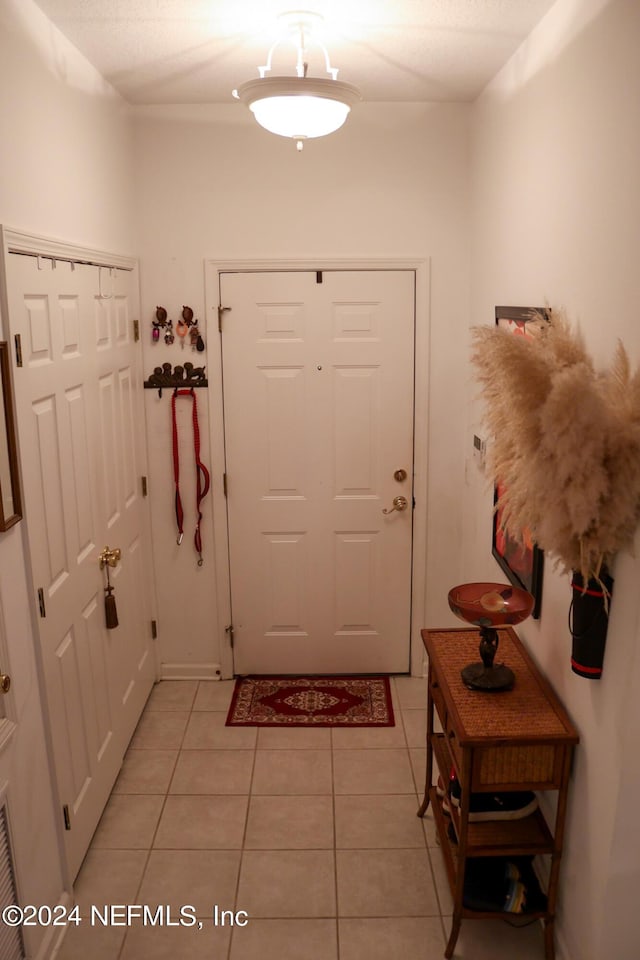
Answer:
[205,258,431,678]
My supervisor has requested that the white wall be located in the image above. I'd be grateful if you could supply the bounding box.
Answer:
[5,0,638,955]
[133,100,472,674]
[465,1,640,957]
[0,0,135,251]
[0,0,136,952]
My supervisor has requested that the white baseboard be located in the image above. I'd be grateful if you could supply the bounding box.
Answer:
[159,662,223,680]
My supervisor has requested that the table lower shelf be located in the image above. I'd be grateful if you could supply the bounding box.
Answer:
[429,786,549,918]
[430,733,555,856]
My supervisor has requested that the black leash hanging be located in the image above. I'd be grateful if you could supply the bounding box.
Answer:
[171,387,211,564]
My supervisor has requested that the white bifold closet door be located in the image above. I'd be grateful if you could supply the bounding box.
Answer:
[2,240,155,880]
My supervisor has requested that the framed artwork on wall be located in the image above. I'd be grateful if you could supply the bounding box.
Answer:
[0,341,22,531]
[490,306,548,618]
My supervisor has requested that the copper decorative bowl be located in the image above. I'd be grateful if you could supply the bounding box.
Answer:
[448,582,535,628]
[447,582,535,691]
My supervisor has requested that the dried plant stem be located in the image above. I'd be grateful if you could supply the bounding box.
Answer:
[472,311,640,583]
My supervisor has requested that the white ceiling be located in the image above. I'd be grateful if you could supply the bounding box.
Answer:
[32,0,557,105]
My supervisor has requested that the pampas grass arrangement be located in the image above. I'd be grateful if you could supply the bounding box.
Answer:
[471,310,640,584]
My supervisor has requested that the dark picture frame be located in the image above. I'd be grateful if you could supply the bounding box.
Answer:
[0,341,22,531]
[490,306,547,618]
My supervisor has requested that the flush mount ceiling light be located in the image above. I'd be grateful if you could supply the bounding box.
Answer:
[233,11,361,151]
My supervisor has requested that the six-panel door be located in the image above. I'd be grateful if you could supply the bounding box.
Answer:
[221,269,415,674]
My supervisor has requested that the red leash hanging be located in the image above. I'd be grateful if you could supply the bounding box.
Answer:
[171,387,210,565]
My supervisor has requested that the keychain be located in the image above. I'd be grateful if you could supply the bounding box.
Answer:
[153,304,203,350]
[183,305,205,352]
[177,319,189,348]
[190,325,204,351]
[177,305,194,349]
[152,305,168,343]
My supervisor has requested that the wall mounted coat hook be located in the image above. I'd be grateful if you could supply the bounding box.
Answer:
[144,362,208,397]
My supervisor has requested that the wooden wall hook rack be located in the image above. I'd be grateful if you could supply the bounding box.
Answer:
[144,362,208,396]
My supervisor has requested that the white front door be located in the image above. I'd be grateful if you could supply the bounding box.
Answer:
[221,269,415,674]
[3,246,155,879]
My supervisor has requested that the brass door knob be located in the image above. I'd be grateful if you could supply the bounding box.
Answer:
[0,674,11,694]
[99,546,122,569]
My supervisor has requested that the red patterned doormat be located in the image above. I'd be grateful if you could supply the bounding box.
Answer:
[226,676,395,727]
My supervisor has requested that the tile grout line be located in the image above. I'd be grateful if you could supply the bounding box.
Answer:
[331,726,341,960]
[228,681,259,960]
[115,680,199,960]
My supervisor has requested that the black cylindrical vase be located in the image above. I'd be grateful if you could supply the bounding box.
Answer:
[569,569,613,679]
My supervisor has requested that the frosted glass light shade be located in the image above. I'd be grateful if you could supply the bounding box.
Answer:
[252,94,350,138]
[235,77,361,141]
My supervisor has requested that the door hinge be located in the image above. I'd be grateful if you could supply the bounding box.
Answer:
[63,804,71,831]
[218,305,231,333]
[14,334,23,368]
[37,588,46,618]
[223,473,228,498]
[141,475,148,497]
[151,619,158,640]
[225,624,235,648]
[133,318,140,342]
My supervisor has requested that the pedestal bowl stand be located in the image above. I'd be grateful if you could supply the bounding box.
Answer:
[447,582,535,691]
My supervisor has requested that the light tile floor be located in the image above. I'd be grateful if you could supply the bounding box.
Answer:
[56,677,546,960]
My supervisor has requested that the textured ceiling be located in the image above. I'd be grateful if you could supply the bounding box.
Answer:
[32,0,558,104]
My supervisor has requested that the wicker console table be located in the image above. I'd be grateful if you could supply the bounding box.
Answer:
[418,627,578,960]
